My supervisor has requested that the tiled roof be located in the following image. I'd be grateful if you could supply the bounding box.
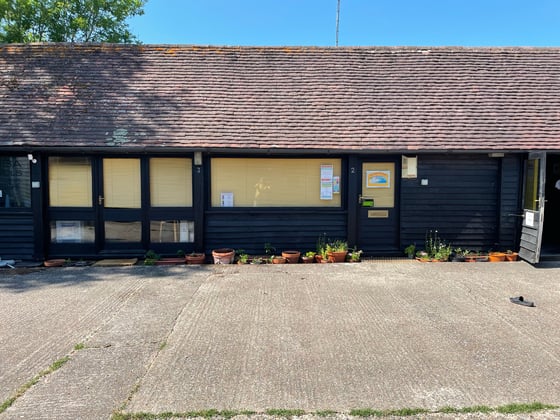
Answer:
[1,44,560,152]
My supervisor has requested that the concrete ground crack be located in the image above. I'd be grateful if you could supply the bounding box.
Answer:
[117,277,206,413]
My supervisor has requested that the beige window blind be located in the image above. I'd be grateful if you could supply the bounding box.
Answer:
[150,158,192,207]
[211,158,341,207]
[49,157,92,207]
[103,158,141,208]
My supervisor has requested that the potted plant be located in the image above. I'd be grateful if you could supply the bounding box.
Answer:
[271,255,286,264]
[404,244,416,259]
[186,251,206,264]
[144,250,161,266]
[433,244,452,262]
[44,258,66,267]
[348,247,362,262]
[315,233,328,263]
[212,248,235,264]
[301,251,315,263]
[421,229,451,261]
[464,251,488,262]
[251,257,264,265]
[326,239,348,263]
[505,250,519,261]
[281,250,300,263]
[415,250,430,262]
[236,250,249,264]
[488,251,506,262]
[264,242,276,257]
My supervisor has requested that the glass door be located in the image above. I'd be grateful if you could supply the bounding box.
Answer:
[518,152,547,263]
[100,158,144,251]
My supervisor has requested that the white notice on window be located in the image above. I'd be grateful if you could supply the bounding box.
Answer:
[320,164,333,200]
[524,211,534,227]
[180,222,189,242]
[221,192,234,207]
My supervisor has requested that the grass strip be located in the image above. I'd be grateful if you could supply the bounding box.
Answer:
[113,402,559,419]
[495,402,558,414]
[0,356,70,414]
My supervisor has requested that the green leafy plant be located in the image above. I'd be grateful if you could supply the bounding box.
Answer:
[304,251,316,258]
[424,229,451,261]
[404,243,416,258]
[326,239,348,252]
[0,0,146,44]
[349,246,363,262]
[316,233,328,259]
[264,242,276,256]
[236,249,249,264]
[453,247,470,257]
[144,250,160,266]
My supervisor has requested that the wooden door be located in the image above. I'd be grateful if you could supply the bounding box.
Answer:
[518,152,546,263]
[357,159,400,255]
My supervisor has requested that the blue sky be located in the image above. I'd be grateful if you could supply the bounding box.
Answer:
[128,0,560,47]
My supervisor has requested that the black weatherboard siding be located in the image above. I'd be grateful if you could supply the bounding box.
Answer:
[401,155,501,251]
[204,209,347,256]
[0,213,34,260]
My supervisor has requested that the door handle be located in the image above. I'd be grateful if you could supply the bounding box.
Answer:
[98,196,105,206]
[358,195,374,206]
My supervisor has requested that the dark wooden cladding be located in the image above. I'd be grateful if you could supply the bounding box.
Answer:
[357,210,399,254]
[498,156,523,250]
[400,155,500,251]
[0,213,34,259]
[204,210,347,255]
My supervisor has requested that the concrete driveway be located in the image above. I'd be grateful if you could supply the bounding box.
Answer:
[0,261,559,419]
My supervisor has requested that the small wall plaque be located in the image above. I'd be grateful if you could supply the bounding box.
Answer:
[368,210,389,218]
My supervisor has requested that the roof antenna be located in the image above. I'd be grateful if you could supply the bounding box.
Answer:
[336,0,341,46]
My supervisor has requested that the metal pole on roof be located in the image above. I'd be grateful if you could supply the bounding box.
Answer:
[336,0,340,46]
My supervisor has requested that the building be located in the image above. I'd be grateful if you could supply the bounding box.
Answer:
[1,44,559,263]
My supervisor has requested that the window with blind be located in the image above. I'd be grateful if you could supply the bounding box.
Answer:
[150,158,192,207]
[103,158,141,209]
[211,158,342,207]
[49,157,92,207]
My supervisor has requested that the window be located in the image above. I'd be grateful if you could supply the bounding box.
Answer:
[211,158,342,207]
[50,220,95,243]
[0,156,31,208]
[49,157,92,207]
[103,158,141,209]
[150,220,194,243]
[523,158,539,211]
[150,158,192,207]
[105,221,142,242]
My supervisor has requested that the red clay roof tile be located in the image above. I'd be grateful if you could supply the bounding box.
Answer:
[1,44,560,152]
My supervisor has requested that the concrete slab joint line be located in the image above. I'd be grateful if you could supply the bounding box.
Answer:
[119,277,207,414]
[1,263,560,419]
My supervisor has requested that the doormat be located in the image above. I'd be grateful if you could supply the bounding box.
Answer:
[93,258,138,267]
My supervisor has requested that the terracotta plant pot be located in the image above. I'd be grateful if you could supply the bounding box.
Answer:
[186,253,206,264]
[314,255,323,263]
[327,251,348,263]
[505,252,519,261]
[488,252,506,262]
[281,250,300,263]
[301,256,314,264]
[271,256,286,264]
[44,259,65,267]
[212,248,235,264]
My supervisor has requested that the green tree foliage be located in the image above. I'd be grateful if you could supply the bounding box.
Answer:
[0,0,146,43]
